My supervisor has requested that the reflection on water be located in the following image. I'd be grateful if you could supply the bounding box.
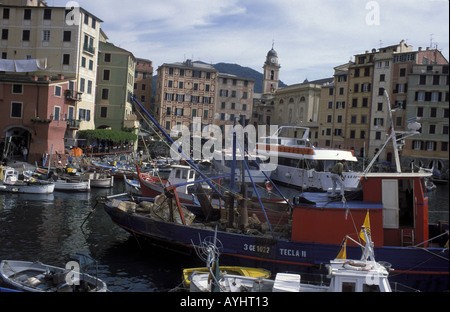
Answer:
[0,183,196,292]
[0,180,448,292]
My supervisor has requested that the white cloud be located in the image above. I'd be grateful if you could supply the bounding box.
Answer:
[51,0,449,85]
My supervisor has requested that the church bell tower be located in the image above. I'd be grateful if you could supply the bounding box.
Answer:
[262,45,281,94]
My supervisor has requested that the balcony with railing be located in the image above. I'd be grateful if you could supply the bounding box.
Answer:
[65,89,82,101]
[83,43,96,55]
[67,119,80,129]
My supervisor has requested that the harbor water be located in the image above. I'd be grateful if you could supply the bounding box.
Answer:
[0,178,448,292]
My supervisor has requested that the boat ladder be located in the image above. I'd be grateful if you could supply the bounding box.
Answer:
[401,229,415,246]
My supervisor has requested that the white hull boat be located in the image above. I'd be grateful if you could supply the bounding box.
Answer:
[1,166,54,194]
[53,179,90,192]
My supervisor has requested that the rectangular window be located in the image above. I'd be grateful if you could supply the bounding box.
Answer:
[104,53,111,62]
[203,110,208,119]
[24,9,32,20]
[100,107,107,118]
[87,80,92,94]
[103,70,110,81]
[55,86,61,96]
[79,78,85,92]
[375,132,381,140]
[63,31,72,42]
[101,89,109,100]
[43,9,52,20]
[11,102,23,118]
[1,29,8,40]
[429,125,436,134]
[419,75,426,85]
[430,107,437,117]
[53,106,60,121]
[417,107,424,117]
[63,54,70,65]
[22,30,30,41]
[351,115,357,123]
[433,75,440,85]
[12,84,23,94]
[42,30,50,41]
[374,118,384,126]
[426,141,436,151]
[3,8,10,19]
[413,141,422,150]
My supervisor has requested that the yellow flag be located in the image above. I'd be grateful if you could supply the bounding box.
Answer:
[336,238,347,259]
[0,165,3,181]
[359,210,371,242]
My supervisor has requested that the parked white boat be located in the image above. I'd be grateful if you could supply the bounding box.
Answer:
[257,126,361,192]
[89,172,114,188]
[0,256,108,292]
[0,166,54,194]
[53,178,90,192]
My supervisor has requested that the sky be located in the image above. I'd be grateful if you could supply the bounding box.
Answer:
[49,0,449,86]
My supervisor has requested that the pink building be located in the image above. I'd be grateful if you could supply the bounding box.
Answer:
[0,74,79,164]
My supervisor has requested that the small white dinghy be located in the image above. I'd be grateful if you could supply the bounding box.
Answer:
[0,254,108,292]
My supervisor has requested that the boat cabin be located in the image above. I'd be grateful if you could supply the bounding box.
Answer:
[291,173,430,248]
[167,165,196,194]
[327,259,392,292]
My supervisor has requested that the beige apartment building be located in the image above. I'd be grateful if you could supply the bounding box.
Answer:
[0,0,103,135]
[155,60,218,132]
[134,58,153,117]
[318,63,349,149]
[215,73,254,129]
[403,63,449,176]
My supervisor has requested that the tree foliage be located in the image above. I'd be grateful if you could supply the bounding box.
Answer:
[77,129,137,143]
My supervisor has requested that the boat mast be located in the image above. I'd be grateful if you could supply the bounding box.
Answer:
[363,90,420,175]
[131,95,224,198]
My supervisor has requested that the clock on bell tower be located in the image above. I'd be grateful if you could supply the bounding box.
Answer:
[263,45,281,94]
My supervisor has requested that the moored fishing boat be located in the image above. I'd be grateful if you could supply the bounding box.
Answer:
[103,95,449,292]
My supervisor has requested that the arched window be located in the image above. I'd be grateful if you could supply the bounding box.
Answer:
[289,98,294,103]
[270,70,274,80]
[300,96,306,102]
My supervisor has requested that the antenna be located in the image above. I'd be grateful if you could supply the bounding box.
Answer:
[430,34,434,48]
